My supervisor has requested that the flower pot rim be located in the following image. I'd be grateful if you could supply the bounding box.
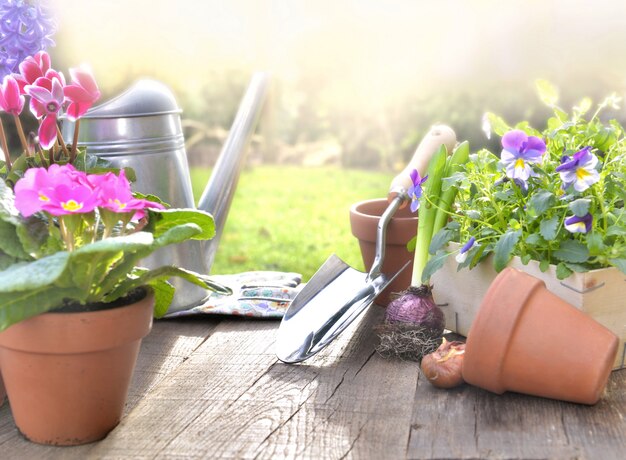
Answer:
[0,288,154,354]
[462,268,544,393]
[350,198,418,221]
[349,198,418,243]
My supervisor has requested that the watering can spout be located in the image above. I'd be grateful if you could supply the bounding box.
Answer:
[197,72,270,272]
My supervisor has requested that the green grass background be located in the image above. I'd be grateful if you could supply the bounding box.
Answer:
[190,166,394,281]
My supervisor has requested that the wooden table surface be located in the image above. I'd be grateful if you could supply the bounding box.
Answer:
[1,306,624,459]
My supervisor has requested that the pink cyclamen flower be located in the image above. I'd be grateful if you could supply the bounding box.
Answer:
[14,51,52,93]
[63,66,100,121]
[90,170,165,220]
[0,75,24,115]
[26,72,65,119]
[25,76,65,149]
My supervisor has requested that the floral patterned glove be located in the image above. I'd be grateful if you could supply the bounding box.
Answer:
[163,271,303,318]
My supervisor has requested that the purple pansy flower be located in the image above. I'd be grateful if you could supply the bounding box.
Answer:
[500,130,546,186]
[408,169,428,213]
[564,213,593,234]
[455,237,476,263]
[555,147,600,192]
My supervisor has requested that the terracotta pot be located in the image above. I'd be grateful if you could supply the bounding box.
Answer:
[462,268,619,405]
[350,198,418,306]
[0,289,154,445]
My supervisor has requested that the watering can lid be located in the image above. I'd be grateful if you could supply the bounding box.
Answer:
[82,79,182,119]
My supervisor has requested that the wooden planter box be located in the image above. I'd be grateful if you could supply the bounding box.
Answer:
[431,244,626,370]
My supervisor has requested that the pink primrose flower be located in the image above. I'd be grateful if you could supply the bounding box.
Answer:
[42,183,99,216]
[14,167,55,216]
[14,165,94,217]
[90,170,164,220]
[63,66,100,121]
[25,76,65,149]
[0,75,24,115]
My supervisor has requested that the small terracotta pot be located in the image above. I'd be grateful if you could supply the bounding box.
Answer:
[462,268,618,405]
[350,198,418,306]
[0,289,154,445]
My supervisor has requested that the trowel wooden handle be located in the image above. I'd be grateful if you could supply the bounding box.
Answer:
[388,124,457,201]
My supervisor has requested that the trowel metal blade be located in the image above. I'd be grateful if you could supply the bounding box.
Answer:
[275,254,408,363]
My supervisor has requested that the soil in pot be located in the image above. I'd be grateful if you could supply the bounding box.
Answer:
[0,288,154,445]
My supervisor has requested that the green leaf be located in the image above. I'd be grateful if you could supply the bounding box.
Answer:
[528,191,555,216]
[153,223,204,248]
[422,250,450,284]
[539,259,550,272]
[133,191,169,208]
[0,287,83,332]
[554,240,590,263]
[406,235,416,252]
[568,199,591,217]
[103,265,231,303]
[0,220,29,259]
[68,233,155,297]
[485,112,511,137]
[564,262,588,273]
[609,258,626,274]
[606,225,626,237]
[148,208,215,241]
[429,227,456,255]
[521,254,532,265]
[0,180,21,223]
[16,216,49,256]
[525,233,543,245]
[574,97,592,116]
[536,79,559,106]
[539,216,559,241]
[493,230,521,272]
[148,278,175,318]
[0,252,70,292]
[586,232,605,255]
[556,262,573,280]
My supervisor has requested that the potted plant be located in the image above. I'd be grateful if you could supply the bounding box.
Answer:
[423,80,626,368]
[0,49,230,444]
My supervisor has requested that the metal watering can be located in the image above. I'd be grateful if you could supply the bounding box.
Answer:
[62,73,270,313]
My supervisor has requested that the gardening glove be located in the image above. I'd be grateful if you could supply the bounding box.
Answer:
[163,271,303,319]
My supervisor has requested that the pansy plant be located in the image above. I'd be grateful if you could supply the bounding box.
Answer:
[426,80,626,280]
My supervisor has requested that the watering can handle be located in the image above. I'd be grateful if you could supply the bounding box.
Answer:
[388,124,457,204]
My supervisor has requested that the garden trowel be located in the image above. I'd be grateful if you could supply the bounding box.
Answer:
[275,125,457,363]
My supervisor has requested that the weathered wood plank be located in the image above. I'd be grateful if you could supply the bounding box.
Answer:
[0,317,220,459]
[80,306,421,459]
[1,309,625,459]
[408,367,626,460]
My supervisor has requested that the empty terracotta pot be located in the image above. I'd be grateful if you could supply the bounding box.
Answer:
[0,289,154,445]
[462,268,618,405]
[350,198,418,306]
